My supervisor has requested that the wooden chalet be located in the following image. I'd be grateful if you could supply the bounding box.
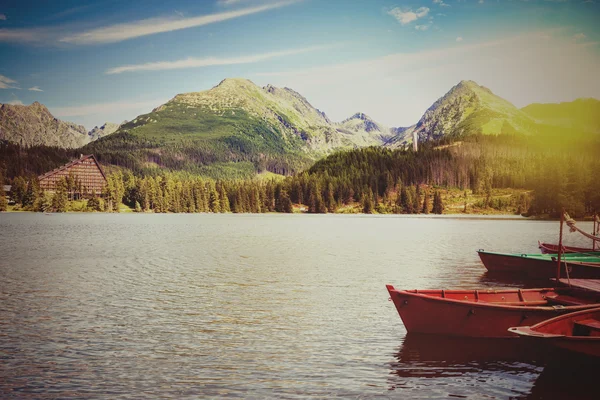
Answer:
[38,154,107,196]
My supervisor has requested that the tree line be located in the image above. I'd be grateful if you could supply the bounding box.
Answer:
[2,133,599,216]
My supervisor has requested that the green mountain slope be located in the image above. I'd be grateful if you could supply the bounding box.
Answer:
[414,80,537,141]
[337,112,395,146]
[83,78,385,178]
[386,80,541,148]
[522,98,600,136]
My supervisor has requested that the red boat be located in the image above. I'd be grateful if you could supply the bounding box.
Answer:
[538,241,596,254]
[386,284,600,338]
[509,307,600,358]
[477,250,600,279]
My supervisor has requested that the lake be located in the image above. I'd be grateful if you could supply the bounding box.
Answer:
[0,213,597,399]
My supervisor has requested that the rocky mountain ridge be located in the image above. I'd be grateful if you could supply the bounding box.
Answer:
[3,79,598,178]
[0,101,120,148]
[88,122,123,141]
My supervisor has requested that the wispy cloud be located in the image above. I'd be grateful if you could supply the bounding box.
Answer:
[28,86,43,92]
[0,27,55,44]
[6,99,24,105]
[254,30,600,126]
[0,74,19,89]
[217,0,286,6]
[433,0,450,7]
[456,36,464,42]
[51,98,164,118]
[59,0,300,45]
[217,0,249,5]
[0,14,7,21]
[415,24,431,31]
[387,7,430,25]
[105,45,329,74]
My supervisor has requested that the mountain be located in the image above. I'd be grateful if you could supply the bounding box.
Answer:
[88,122,122,141]
[337,112,395,146]
[0,101,121,148]
[0,102,90,148]
[387,80,537,148]
[84,78,387,177]
[522,98,600,135]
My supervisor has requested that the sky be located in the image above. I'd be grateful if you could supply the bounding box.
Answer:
[0,0,599,130]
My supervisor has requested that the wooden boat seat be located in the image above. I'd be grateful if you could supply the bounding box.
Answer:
[573,319,600,337]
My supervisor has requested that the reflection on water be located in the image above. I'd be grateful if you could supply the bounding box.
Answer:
[389,334,545,398]
[0,213,596,398]
[390,334,600,399]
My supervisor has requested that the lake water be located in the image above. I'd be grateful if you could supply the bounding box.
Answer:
[0,213,597,399]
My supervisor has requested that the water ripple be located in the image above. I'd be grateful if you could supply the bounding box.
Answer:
[0,213,596,398]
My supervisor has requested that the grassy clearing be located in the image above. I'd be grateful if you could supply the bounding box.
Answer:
[442,188,531,215]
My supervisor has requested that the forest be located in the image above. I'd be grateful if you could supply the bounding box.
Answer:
[1,132,599,217]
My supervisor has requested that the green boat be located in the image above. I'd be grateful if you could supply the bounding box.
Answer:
[477,250,600,279]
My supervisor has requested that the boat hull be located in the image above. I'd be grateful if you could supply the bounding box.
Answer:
[510,308,600,358]
[386,285,600,338]
[539,242,596,254]
[478,250,600,279]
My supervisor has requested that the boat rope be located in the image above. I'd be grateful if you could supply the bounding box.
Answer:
[564,213,600,243]
[563,257,571,287]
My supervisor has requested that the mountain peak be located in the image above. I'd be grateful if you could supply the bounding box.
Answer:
[412,79,533,141]
[339,112,391,140]
[0,100,89,148]
[346,112,375,122]
[215,77,256,89]
[456,80,479,88]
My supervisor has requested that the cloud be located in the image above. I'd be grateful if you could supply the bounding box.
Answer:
[433,0,450,7]
[573,33,586,41]
[28,86,43,92]
[253,30,600,126]
[387,7,430,25]
[456,36,463,42]
[59,0,300,45]
[415,24,431,31]
[0,74,18,89]
[0,14,6,21]
[51,98,164,118]
[105,45,329,74]
[217,0,248,5]
[0,27,55,44]
[6,99,23,105]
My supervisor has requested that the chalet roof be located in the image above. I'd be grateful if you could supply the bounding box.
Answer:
[38,154,107,182]
[2,185,11,193]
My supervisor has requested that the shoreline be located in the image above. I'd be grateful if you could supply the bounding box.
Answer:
[0,209,574,221]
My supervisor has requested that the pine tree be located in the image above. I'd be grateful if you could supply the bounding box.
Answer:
[209,183,221,213]
[422,190,430,214]
[280,191,293,213]
[363,190,374,214]
[325,182,336,213]
[411,185,420,214]
[0,171,6,211]
[398,185,409,213]
[432,191,444,214]
[38,191,53,212]
[10,177,27,205]
[52,178,69,212]
[219,184,231,213]
[87,190,102,212]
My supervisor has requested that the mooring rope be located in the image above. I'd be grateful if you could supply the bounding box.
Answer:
[565,213,600,243]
